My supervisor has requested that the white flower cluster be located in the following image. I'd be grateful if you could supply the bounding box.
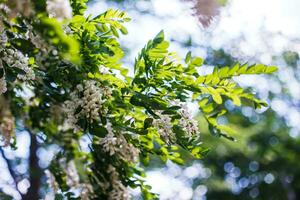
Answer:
[46,0,73,21]
[0,43,35,94]
[2,48,35,81]
[26,27,49,52]
[0,48,35,94]
[0,3,9,15]
[153,111,175,144]
[0,0,33,18]
[81,184,94,200]
[0,28,6,94]
[152,102,199,143]
[46,159,94,200]
[178,104,199,136]
[81,81,110,120]
[64,80,111,131]
[99,122,139,163]
[10,0,32,17]
[0,98,14,147]
[0,31,7,45]
[99,65,111,75]
[45,169,59,191]
[107,165,130,200]
[0,77,7,94]
[65,160,80,187]
[0,115,14,147]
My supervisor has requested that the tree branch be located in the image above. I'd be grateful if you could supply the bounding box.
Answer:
[23,129,42,200]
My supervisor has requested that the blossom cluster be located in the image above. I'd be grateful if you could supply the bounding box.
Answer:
[3,48,35,80]
[0,115,15,147]
[46,0,73,21]
[46,159,94,199]
[99,122,139,163]
[0,77,7,94]
[153,111,175,144]
[64,80,112,131]
[0,0,32,19]
[0,101,15,147]
[64,159,80,187]
[0,47,35,94]
[178,104,199,136]
[153,102,199,144]
[107,165,130,200]
[45,169,58,191]
[26,24,50,52]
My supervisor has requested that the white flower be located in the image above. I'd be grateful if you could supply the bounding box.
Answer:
[0,77,7,94]
[59,159,80,188]
[99,65,110,75]
[0,31,7,46]
[63,80,112,131]
[99,127,139,163]
[45,170,59,191]
[107,165,130,200]
[178,104,199,136]
[153,111,175,144]
[0,115,14,147]
[81,183,94,200]
[46,0,73,20]
[66,160,80,187]
[152,102,199,143]
[100,132,118,156]
[81,80,109,122]
[54,159,94,199]
[28,31,49,51]
[109,181,130,200]
[2,48,35,81]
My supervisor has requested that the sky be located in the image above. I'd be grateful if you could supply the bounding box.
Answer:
[88,0,300,63]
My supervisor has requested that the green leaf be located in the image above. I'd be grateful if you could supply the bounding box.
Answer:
[207,87,222,104]
[190,57,203,67]
[265,66,278,73]
[153,30,164,45]
[89,125,108,138]
[185,51,192,64]
[144,118,153,129]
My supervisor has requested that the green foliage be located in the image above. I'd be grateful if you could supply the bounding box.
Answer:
[70,0,88,15]
[0,0,277,199]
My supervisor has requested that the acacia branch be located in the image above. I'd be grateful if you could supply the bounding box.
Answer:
[23,129,42,200]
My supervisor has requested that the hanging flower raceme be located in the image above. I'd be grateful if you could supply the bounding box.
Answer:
[0,100,15,147]
[107,165,130,200]
[46,0,73,21]
[99,122,139,163]
[0,116,14,146]
[64,159,80,187]
[64,80,112,131]
[46,159,95,199]
[0,47,35,94]
[178,104,199,136]
[2,48,35,80]
[26,25,50,52]
[152,102,200,144]
[2,0,33,19]
[0,77,7,94]
[153,111,175,144]
[45,170,59,192]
